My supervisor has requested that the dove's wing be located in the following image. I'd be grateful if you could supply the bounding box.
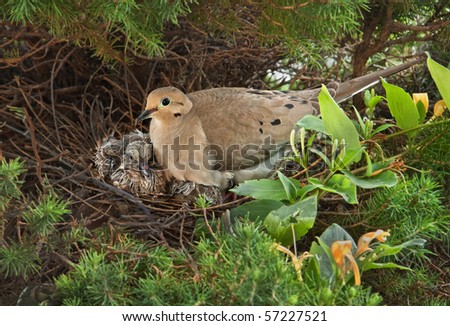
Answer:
[188,85,336,170]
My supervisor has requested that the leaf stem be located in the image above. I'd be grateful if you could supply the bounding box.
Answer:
[384,119,449,140]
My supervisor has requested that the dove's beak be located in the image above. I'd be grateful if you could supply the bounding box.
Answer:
[136,108,157,126]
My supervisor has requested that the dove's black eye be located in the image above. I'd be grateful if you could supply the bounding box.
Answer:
[161,97,171,106]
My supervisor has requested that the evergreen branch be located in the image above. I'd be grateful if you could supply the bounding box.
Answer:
[391,18,450,33]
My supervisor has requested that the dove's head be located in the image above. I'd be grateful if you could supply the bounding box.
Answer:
[136,87,193,124]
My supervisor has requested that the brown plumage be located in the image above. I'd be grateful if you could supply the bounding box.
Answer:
[95,130,166,195]
[137,58,424,188]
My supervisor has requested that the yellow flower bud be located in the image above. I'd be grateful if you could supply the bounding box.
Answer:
[433,100,447,117]
[412,93,429,112]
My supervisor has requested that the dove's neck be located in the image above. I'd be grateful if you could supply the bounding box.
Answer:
[150,114,207,176]
[149,113,207,167]
[150,111,201,137]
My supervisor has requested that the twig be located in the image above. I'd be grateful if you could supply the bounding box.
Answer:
[14,76,44,184]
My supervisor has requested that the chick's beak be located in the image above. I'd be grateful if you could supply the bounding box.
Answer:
[136,108,157,126]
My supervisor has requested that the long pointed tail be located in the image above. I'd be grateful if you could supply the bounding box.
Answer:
[334,56,426,103]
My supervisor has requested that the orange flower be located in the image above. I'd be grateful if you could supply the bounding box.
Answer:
[412,93,429,112]
[331,240,361,286]
[355,229,390,257]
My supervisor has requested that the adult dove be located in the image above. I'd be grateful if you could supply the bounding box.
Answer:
[137,58,423,189]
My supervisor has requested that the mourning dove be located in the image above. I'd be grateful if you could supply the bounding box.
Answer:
[137,59,423,188]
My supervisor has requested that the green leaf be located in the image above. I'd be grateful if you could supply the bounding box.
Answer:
[305,224,356,285]
[368,95,383,110]
[371,123,395,135]
[362,262,411,272]
[416,100,427,124]
[336,147,364,170]
[318,85,362,162]
[314,237,340,284]
[307,132,316,148]
[427,55,450,109]
[381,79,419,137]
[364,90,383,110]
[319,223,356,249]
[264,195,317,246]
[296,115,327,134]
[353,107,366,132]
[231,179,288,201]
[372,239,426,259]
[326,174,357,204]
[341,169,398,189]
[304,241,324,283]
[310,174,358,204]
[277,171,300,203]
[230,199,284,222]
[363,150,373,177]
[359,239,426,271]
[309,148,332,167]
[371,160,394,171]
[297,184,321,200]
